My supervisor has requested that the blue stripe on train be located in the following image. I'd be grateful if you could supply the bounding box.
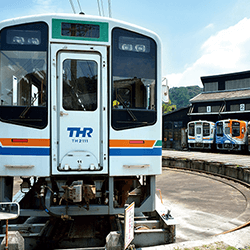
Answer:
[0,146,50,156]
[109,148,162,156]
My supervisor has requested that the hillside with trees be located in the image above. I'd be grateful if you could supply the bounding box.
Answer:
[162,86,202,114]
[169,85,202,109]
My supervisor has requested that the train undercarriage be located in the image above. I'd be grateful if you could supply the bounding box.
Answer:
[0,176,176,249]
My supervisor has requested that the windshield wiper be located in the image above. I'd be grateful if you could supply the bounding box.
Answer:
[19,91,40,118]
[117,94,137,121]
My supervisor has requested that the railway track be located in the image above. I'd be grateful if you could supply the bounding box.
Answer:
[161,166,250,235]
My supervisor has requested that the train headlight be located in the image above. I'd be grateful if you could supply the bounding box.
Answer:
[27,37,40,45]
[135,44,146,52]
[13,36,25,45]
[121,44,133,51]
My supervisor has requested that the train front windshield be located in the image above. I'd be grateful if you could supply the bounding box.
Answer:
[203,123,210,136]
[111,28,157,130]
[0,22,48,128]
[188,123,194,136]
[216,122,223,136]
[232,121,240,137]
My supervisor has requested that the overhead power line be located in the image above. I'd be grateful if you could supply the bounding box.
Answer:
[69,0,76,13]
[100,0,105,16]
[77,0,83,13]
[108,0,112,18]
[97,0,101,16]
[96,0,112,17]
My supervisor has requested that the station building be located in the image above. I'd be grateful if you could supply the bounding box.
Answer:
[163,70,250,149]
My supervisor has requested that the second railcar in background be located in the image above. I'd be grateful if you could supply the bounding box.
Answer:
[187,120,215,150]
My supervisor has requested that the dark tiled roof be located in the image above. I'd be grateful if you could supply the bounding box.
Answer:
[190,89,250,103]
[201,70,250,84]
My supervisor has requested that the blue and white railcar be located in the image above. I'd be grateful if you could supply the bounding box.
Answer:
[215,119,248,151]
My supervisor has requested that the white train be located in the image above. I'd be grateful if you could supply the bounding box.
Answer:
[187,120,215,149]
[0,13,175,249]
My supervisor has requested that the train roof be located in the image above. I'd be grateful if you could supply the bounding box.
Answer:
[188,120,215,123]
[0,13,161,43]
[215,119,248,123]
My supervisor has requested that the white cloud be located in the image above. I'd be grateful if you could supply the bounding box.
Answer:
[204,23,214,30]
[31,0,65,14]
[166,18,250,88]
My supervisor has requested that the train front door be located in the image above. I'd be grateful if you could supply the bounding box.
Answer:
[51,45,108,175]
[195,123,203,144]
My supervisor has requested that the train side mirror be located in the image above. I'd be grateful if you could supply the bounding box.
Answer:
[0,202,20,220]
[162,78,169,103]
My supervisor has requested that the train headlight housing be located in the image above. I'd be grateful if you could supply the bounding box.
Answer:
[119,36,150,53]
[7,30,41,46]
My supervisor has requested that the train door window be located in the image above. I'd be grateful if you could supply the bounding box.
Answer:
[188,123,194,136]
[225,127,230,134]
[216,122,223,136]
[0,22,48,128]
[62,59,97,111]
[196,127,201,135]
[111,28,157,130]
[232,122,240,137]
[203,123,210,136]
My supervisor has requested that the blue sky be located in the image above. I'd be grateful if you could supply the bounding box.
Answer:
[1,0,250,87]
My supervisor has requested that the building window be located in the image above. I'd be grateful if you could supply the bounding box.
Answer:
[211,105,220,112]
[198,106,206,113]
[218,80,225,90]
[230,104,239,111]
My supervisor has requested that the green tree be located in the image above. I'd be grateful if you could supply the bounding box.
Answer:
[169,86,202,109]
[162,100,176,114]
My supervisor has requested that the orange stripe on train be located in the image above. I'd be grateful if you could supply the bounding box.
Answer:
[0,138,50,147]
[109,140,155,148]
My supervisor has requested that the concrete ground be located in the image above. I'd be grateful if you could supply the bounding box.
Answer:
[154,168,250,249]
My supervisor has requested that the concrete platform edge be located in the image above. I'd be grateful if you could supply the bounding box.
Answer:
[162,155,250,186]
